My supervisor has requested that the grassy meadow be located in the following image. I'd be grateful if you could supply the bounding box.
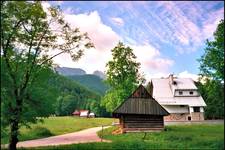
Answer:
[1,116,116,144]
[1,117,224,149]
[18,124,224,150]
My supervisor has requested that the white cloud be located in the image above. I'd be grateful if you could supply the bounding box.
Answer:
[60,11,121,73]
[52,48,112,74]
[49,7,120,73]
[111,17,124,26]
[147,72,170,80]
[64,11,121,51]
[146,71,199,82]
[177,70,199,81]
[131,44,160,60]
[129,44,174,81]
[40,2,120,74]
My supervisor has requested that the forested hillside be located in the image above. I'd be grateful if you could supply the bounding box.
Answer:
[47,73,109,117]
[68,74,109,95]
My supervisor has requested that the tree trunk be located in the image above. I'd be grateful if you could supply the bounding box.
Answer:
[8,119,19,150]
[9,95,23,150]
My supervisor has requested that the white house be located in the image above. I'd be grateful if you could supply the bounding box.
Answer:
[151,74,207,121]
[89,112,95,118]
[79,110,89,117]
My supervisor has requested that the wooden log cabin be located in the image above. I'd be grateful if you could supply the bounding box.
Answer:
[112,84,169,133]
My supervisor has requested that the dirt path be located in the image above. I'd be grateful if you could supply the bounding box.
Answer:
[2,126,111,149]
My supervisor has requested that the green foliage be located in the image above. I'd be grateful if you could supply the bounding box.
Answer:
[1,61,56,127]
[1,1,93,148]
[196,80,224,119]
[29,127,53,137]
[198,19,224,82]
[101,42,145,112]
[68,74,109,95]
[51,74,108,117]
[197,19,224,119]
[55,95,77,116]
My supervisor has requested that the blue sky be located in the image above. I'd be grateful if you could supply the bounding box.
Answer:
[44,1,224,80]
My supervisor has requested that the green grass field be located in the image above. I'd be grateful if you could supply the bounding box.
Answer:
[18,124,224,150]
[1,116,115,144]
[1,117,224,149]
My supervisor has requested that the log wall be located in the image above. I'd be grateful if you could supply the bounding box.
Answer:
[120,114,164,132]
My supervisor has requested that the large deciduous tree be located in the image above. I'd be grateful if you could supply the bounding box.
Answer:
[197,19,224,119]
[196,80,224,119]
[101,42,145,112]
[1,1,93,149]
[198,19,224,82]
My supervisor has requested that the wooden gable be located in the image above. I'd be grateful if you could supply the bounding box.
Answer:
[129,84,152,98]
[113,84,169,116]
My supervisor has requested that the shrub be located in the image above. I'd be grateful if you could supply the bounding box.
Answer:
[32,127,53,137]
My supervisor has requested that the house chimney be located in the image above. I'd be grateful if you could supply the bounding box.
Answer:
[169,74,177,85]
[169,74,173,83]
[169,74,174,85]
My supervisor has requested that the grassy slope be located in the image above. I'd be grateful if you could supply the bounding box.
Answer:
[23,124,224,150]
[1,117,115,144]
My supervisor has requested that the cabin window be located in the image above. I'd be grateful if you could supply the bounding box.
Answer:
[179,91,183,95]
[193,107,200,112]
[189,91,193,95]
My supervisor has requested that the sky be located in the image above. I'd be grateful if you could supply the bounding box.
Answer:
[43,1,224,81]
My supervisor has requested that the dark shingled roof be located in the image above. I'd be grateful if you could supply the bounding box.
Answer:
[112,84,169,116]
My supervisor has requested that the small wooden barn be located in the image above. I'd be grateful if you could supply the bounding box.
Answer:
[112,84,169,133]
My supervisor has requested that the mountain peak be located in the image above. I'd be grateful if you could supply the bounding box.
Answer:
[93,70,105,79]
[55,67,86,76]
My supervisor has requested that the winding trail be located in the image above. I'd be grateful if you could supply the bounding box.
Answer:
[2,126,111,149]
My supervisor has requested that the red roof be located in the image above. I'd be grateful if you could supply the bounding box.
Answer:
[72,110,89,115]
[72,110,80,115]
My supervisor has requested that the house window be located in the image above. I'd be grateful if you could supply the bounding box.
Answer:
[179,91,183,95]
[193,107,200,112]
[189,91,193,95]
[180,105,185,107]
[188,116,191,121]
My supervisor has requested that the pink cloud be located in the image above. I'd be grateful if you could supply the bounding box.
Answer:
[202,8,224,40]
[64,11,121,51]
[145,58,174,72]
[130,44,174,75]
[135,1,224,54]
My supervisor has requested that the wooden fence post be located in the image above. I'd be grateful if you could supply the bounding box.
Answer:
[101,125,103,142]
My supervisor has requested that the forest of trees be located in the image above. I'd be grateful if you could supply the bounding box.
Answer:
[197,19,224,119]
[1,1,94,149]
